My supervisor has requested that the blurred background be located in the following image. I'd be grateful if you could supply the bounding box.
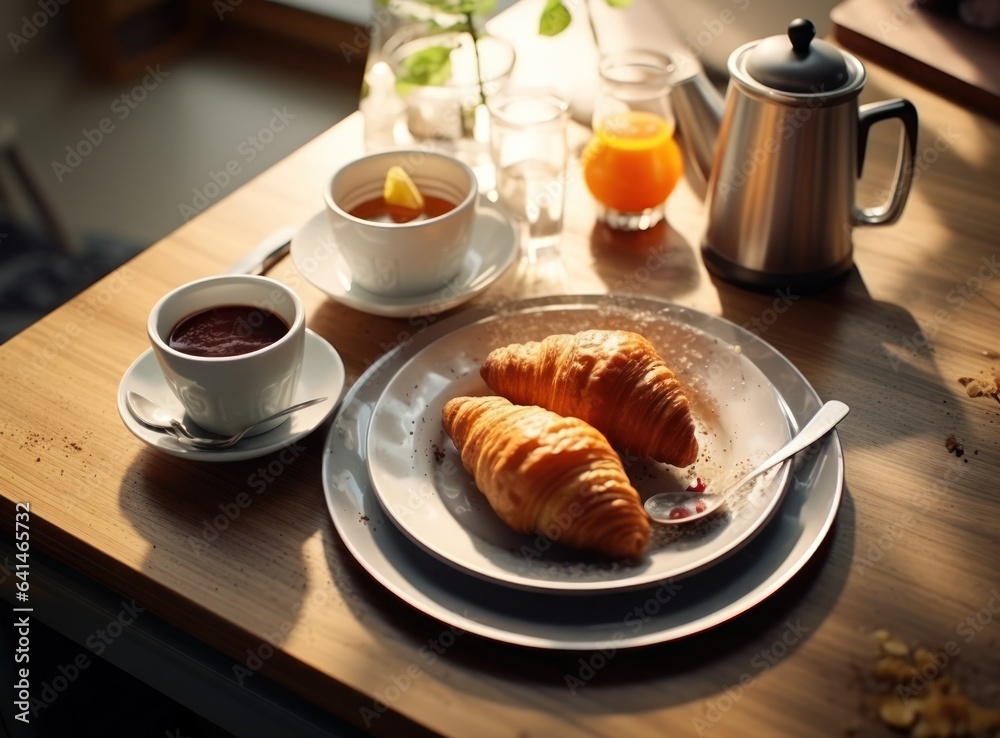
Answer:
[0,0,386,343]
[0,0,887,344]
[0,0,533,343]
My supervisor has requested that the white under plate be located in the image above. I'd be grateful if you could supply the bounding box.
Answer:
[118,330,345,461]
[290,198,518,318]
[322,295,845,650]
[366,308,792,592]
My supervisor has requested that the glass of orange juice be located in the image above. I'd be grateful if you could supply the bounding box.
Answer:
[582,50,683,231]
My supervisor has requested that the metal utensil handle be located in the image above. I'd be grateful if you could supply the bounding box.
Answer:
[853,99,919,227]
[252,396,327,426]
[225,226,296,275]
[181,397,327,449]
[736,400,851,492]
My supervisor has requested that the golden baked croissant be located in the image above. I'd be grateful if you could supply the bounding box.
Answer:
[442,395,650,560]
[480,329,699,467]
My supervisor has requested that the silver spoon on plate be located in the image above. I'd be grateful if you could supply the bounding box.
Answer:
[644,400,850,524]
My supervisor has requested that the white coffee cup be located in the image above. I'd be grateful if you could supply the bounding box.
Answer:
[147,275,306,436]
[324,149,478,297]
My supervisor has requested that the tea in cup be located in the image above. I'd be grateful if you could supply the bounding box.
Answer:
[147,275,306,436]
[324,149,478,296]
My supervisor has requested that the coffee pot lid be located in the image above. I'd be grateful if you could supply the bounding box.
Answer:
[746,19,849,93]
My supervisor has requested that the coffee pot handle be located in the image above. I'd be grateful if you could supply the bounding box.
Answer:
[853,99,919,226]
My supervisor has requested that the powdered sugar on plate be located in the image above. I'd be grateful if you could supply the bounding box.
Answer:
[365,297,794,592]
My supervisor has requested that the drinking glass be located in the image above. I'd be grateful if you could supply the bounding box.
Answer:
[489,88,570,260]
[582,50,683,231]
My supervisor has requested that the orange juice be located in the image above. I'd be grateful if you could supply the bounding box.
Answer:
[582,111,683,213]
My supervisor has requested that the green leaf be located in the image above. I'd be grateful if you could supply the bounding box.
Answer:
[604,0,633,7]
[395,44,455,94]
[538,0,571,37]
[419,0,496,14]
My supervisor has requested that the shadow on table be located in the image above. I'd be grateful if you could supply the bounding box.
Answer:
[117,419,335,652]
[318,262,980,725]
[588,218,703,302]
[710,263,977,443]
[321,485,854,718]
[115,253,980,729]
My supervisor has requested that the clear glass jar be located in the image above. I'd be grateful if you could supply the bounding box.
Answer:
[368,1,515,143]
[581,50,683,231]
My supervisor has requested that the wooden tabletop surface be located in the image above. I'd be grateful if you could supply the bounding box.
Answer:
[2,20,1000,738]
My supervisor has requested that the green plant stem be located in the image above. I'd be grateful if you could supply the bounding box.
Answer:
[465,11,487,107]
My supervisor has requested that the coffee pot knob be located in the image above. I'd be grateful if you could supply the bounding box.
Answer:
[788,18,816,54]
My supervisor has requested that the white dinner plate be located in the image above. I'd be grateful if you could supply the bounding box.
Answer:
[322,295,845,650]
[118,330,345,461]
[290,197,518,318]
[365,306,793,592]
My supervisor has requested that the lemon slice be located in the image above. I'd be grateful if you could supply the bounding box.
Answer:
[383,165,425,210]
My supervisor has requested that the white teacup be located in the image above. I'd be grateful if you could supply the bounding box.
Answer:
[324,149,478,297]
[147,275,306,437]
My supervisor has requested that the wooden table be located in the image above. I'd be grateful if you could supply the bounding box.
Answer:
[2,23,1000,738]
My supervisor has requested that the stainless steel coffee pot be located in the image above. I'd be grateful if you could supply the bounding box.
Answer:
[672,19,918,291]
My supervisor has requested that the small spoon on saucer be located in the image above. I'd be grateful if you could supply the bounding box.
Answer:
[126,391,327,450]
[127,392,198,438]
[644,400,850,524]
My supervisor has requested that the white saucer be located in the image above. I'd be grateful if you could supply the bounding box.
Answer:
[117,330,346,462]
[290,197,518,318]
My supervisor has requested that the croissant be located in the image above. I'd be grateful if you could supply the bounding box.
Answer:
[480,329,699,467]
[442,395,650,560]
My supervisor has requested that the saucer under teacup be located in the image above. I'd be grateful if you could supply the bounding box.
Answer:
[290,197,518,318]
[118,330,345,461]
